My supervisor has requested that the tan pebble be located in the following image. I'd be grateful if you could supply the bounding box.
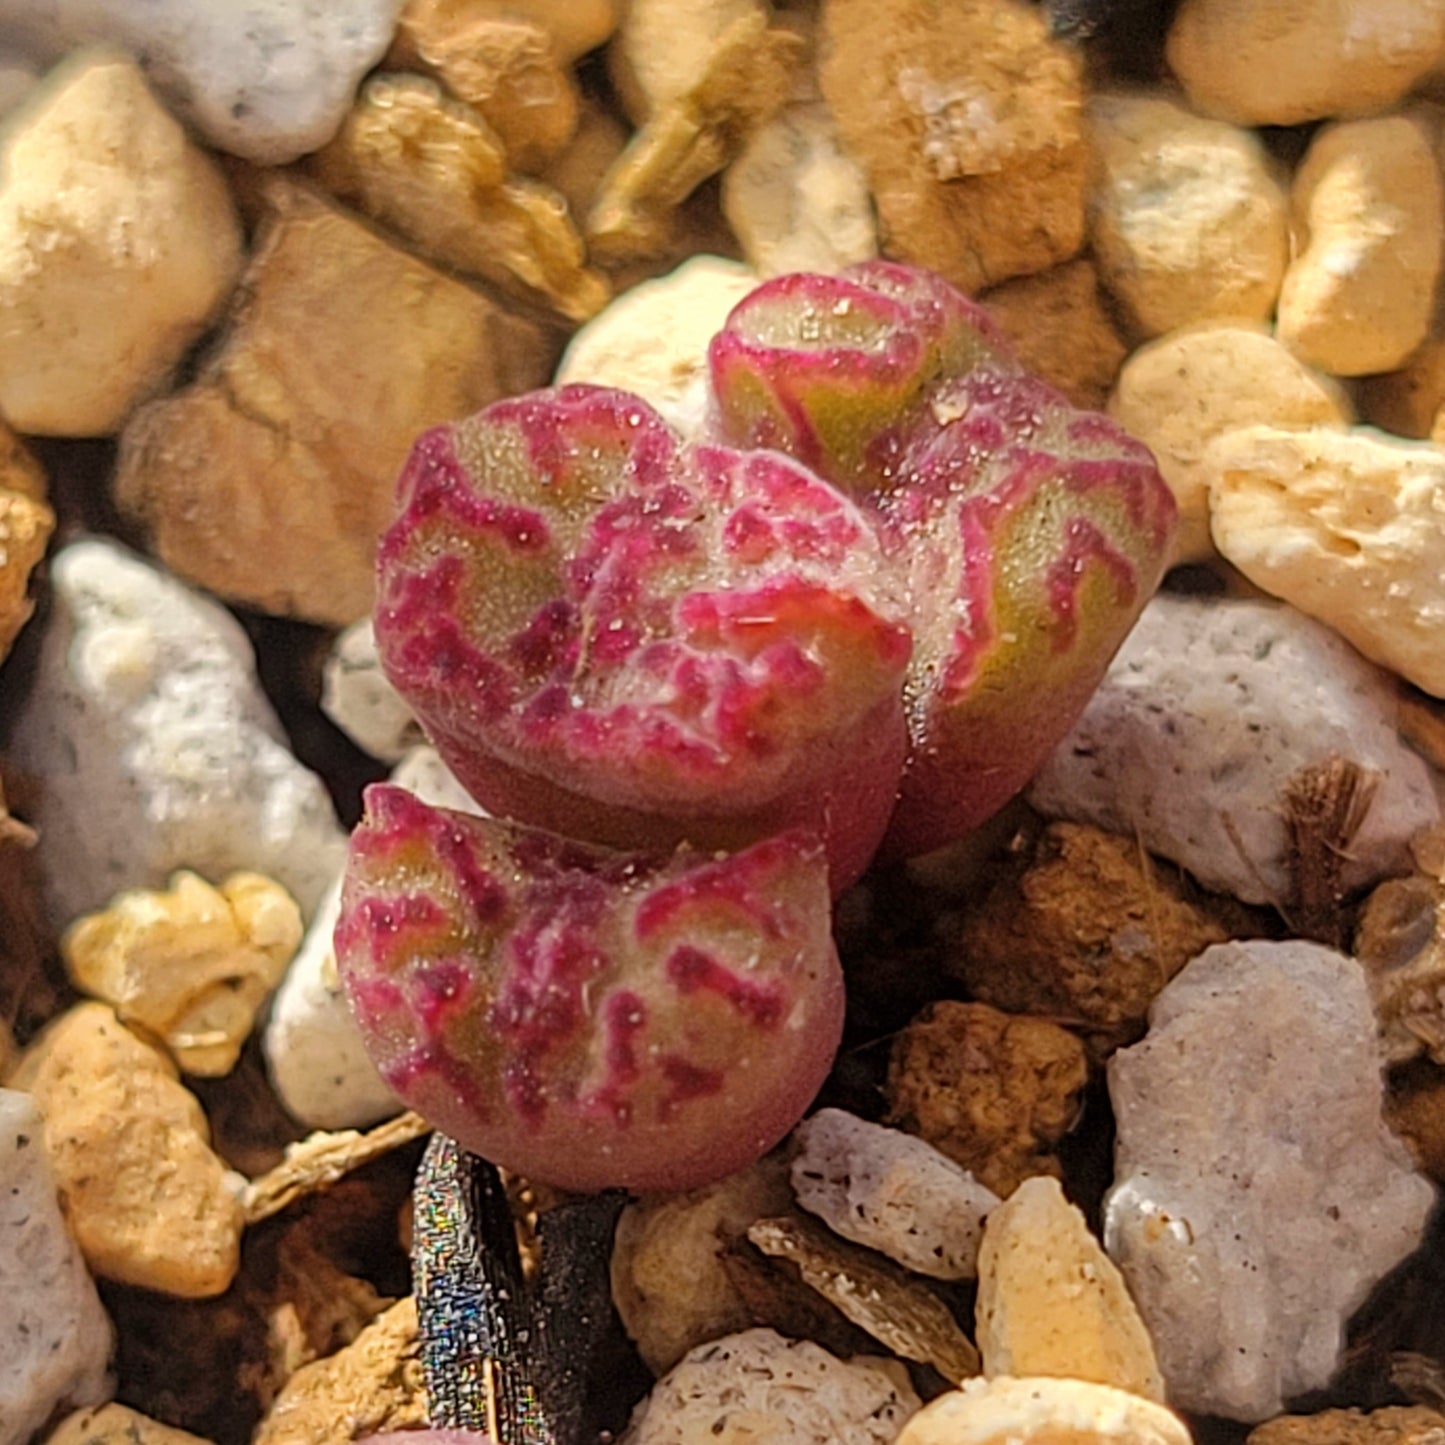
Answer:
[1248,1406,1445,1445]
[1208,424,1445,697]
[253,1297,425,1445]
[44,1404,216,1445]
[0,486,54,663]
[0,52,243,437]
[557,255,757,437]
[976,1177,1164,1401]
[1108,323,1353,563]
[981,260,1127,412]
[611,1152,793,1375]
[723,101,878,278]
[949,823,1227,1054]
[62,870,301,1078]
[821,0,1087,294]
[395,0,619,70]
[10,1001,243,1297]
[1087,91,1287,338]
[113,180,552,628]
[0,416,47,501]
[886,1001,1089,1199]
[390,8,578,172]
[609,0,762,124]
[311,74,607,322]
[1277,116,1444,378]
[897,1375,1192,1445]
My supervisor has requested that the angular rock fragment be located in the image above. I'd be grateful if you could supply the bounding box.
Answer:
[1357,875,1445,1067]
[0,0,405,163]
[1088,91,1288,338]
[1105,940,1436,1420]
[0,415,47,499]
[12,1003,245,1297]
[0,52,243,437]
[1029,596,1439,909]
[1248,1407,1445,1445]
[821,0,1089,292]
[1209,427,1445,699]
[0,1088,112,1445]
[621,1327,921,1445]
[1277,117,1444,378]
[976,1176,1163,1400]
[5,538,345,927]
[791,1108,1000,1280]
[395,0,619,71]
[115,181,552,627]
[886,1001,1089,1198]
[0,486,53,664]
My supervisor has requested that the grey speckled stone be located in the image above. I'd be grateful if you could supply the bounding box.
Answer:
[1105,939,1436,1421]
[4,537,345,929]
[0,0,404,163]
[1028,594,1440,906]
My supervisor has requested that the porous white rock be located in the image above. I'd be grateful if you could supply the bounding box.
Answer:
[555,256,757,439]
[1088,91,1288,339]
[1028,595,1440,908]
[4,538,346,929]
[0,51,244,437]
[263,744,479,1129]
[321,619,421,765]
[722,103,878,278]
[0,1088,112,1445]
[1209,425,1445,698]
[791,1108,1000,1280]
[1105,940,1436,1420]
[1276,116,1444,378]
[0,0,406,164]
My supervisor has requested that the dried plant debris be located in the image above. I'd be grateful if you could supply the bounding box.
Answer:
[243,1113,431,1225]
[747,1212,981,1384]
[1283,755,1380,948]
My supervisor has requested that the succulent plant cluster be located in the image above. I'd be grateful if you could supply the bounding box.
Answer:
[335,262,1177,1191]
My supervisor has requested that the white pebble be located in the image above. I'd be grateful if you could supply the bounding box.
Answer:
[322,619,421,764]
[0,1089,112,1445]
[1028,595,1439,908]
[791,1108,1000,1280]
[1105,940,1436,1420]
[5,538,346,929]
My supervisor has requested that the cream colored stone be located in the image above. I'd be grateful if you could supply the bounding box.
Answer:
[1108,324,1354,562]
[897,1376,1192,1445]
[1209,425,1445,697]
[114,181,552,627]
[62,870,302,1077]
[0,486,53,663]
[312,74,607,321]
[0,52,243,436]
[981,260,1128,411]
[45,1405,215,1445]
[11,1002,243,1297]
[821,0,1088,294]
[722,101,877,277]
[976,1178,1164,1402]
[1088,91,1287,338]
[1166,0,1445,127]
[610,0,761,123]
[556,255,758,437]
[1278,116,1444,378]
[253,1297,425,1445]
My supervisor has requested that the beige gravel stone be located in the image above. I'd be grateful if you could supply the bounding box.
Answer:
[1208,424,1445,697]
[1248,1406,1445,1445]
[62,870,301,1078]
[45,1404,216,1445]
[0,416,46,501]
[976,1177,1164,1401]
[1108,324,1354,562]
[0,486,53,664]
[0,51,243,437]
[311,74,607,321]
[12,1002,243,1297]
[722,101,878,277]
[821,0,1088,294]
[396,0,618,70]
[252,1296,425,1445]
[610,0,762,124]
[1088,91,1287,338]
[1278,116,1444,378]
[897,1376,1192,1445]
[1166,0,1445,127]
[980,260,1128,412]
[114,181,552,627]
